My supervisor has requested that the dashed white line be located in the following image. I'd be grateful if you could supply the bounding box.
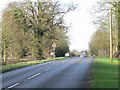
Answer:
[4,61,67,90]
[7,83,19,89]
[44,67,53,71]
[27,72,41,80]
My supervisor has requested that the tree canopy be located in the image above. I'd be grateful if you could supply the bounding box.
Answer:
[89,1,119,57]
[1,0,76,64]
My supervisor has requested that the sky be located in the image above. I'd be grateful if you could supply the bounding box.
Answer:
[0,0,98,52]
[61,0,97,51]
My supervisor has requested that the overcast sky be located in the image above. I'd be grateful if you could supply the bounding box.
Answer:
[0,0,98,52]
[61,0,97,51]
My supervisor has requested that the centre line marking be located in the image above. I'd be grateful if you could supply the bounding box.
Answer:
[44,67,53,71]
[27,73,41,80]
[7,83,19,89]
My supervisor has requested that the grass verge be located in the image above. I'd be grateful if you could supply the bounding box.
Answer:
[1,57,66,73]
[91,57,118,88]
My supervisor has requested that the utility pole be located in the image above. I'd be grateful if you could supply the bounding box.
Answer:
[110,8,113,62]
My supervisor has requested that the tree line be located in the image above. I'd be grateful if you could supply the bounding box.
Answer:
[1,0,76,65]
[89,1,120,57]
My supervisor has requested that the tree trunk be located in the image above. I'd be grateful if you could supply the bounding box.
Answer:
[118,2,120,51]
[110,9,113,62]
[10,51,13,61]
[3,38,7,65]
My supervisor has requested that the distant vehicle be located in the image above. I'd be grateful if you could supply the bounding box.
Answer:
[65,53,70,57]
[79,54,87,57]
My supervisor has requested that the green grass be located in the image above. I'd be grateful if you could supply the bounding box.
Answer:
[1,57,65,73]
[91,57,118,88]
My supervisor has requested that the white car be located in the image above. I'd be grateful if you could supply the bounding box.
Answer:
[65,53,70,57]
[79,54,87,57]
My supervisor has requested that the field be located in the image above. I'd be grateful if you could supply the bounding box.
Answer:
[91,57,118,88]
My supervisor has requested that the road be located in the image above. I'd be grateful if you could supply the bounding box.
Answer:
[1,57,94,89]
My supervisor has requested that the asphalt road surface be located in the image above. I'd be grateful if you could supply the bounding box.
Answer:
[1,57,94,89]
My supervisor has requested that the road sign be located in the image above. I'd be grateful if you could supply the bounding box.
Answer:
[50,52,54,55]
[52,42,56,48]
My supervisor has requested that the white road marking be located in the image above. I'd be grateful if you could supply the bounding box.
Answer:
[4,61,68,90]
[7,83,19,89]
[44,67,53,71]
[27,73,41,80]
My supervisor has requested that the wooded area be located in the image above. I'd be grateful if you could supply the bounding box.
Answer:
[89,1,120,58]
[1,0,76,65]
[1,0,120,65]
